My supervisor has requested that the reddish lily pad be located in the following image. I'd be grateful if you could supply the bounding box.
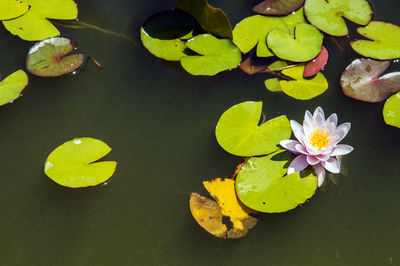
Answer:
[26,37,85,77]
[253,0,305,16]
[340,58,400,102]
[303,46,329,77]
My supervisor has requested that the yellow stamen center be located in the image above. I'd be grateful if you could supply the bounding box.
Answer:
[309,128,330,149]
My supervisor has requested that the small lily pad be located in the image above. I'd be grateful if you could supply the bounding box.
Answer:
[233,15,289,57]
[215,101,291,157]
[236,150,318,213]
[303,45,329,77]
[44,137,117,188]
[239,52,273,75]
[340,58,400,102]
[351,21,400,60]
[279,65,328,100]
[180,34,241,76]
[267,23,323,62]
[383,92,400,128]
[264,78,282,92]
[253,0,305,16]
[26,37,85,77]
[304,0,372,36]
[0,0,29,20]
[175,0,232,39]
[0,69,28,106]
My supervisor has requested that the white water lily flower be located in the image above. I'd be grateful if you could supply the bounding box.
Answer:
[280,107,353,187]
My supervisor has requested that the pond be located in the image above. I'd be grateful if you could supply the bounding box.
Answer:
[1,0,399,265]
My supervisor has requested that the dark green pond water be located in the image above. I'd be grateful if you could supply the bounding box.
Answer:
[1,0,399,265]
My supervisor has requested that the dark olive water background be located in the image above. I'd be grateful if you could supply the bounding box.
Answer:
[0,0,399,265]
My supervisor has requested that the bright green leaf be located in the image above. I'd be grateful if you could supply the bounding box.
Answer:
[0,0,29,20]
[180,34,241,76]
[215,101,291,157]
[233,15,289,57]
[264,78,282,92]
[351,21,400,60]
[281,7,307,37]
[267,23,323,62]
[304,0,372,36]
[44,138,117,188]
[236,151,318,213]
[383,92,400,128]
[0,69,28,106]
[279,65,328,100]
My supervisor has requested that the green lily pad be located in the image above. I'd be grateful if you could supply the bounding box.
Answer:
[253,0,305,16]
[0,69,28,106]
[304,0,372,36]
[44,137,117,188]
[26,37,85,77]
[215,101,291,157]
[233,15,289,57]
[175,0,232,39]
[351,21,400,60]
[3,0,78,41]
[264,78,282,92]
[180,34,241,76]
[267,23,323,62]
[0,0,29,20]
[383,92,400,128]
[140,11,201,61]
[236,151,318,213]
[279,65,328,100]
[281,7,306,37]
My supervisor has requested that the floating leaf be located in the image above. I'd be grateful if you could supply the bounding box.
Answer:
[236,151,318,213]
[278,65,328,99]
[140,11,201,61]
[0,69,28,106]
[340,58,400,102]
[239,52,273,75]
[304,0,372,36]
[3,0,78,41]
[215,101,291,157]
[303,46,329,77]
[264,78,282,92]
[351,21,400,60]
[233,15,289,57]
[267,23,323,62]
[383,92,400,128]
[26,37,85,77]
[281,7,306,37]
[180,34,241,76]
[190,178,257,239]
[0,0,29,20]
[44,138,117,188]
[175,0,232,39]
[253,0,305,16]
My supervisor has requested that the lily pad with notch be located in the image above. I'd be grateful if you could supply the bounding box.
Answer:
[0,69,28,106]
[253,0,305,16]
[26,37,85,77]
[281,7,307,37]
[0,0,29,20]
[383,92,400,128]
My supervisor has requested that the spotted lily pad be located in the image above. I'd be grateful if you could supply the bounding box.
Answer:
[236,150,318,213]
[3,0,78,41]
[44,138,117,188]
[304,0,372,36]
[26,37,85,77]
[0,0,29,20]
[215,101,291,157]
[0,69,28,106]
[180,34,241,76]
[351,21,400,60]
[383,92,400,128]
[267,23,323,62]
[253,0,305,16]
[340,58,400,102]
[233,15,289,57]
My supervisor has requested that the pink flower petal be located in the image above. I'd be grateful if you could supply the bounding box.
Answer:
[331,144,353,156]
[295,143,309,155]
[313,163,326,187]
[307,155,320,165]
[316,154,330,161]
[334,122,351,143]
[280,139,301,153]
[315,112,325,128]
[313,106,325,120]
[290,120,306,145]
[288,154,308,174]
[321,157,341,173]
[326,113,338,126]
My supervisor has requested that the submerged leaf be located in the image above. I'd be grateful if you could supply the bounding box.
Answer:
[236,151,318,213]
[303,46,329,77]
[0,0,29,20]
[304,0,372,36]
[383,92,400,128]
[0,69,28,106]
[253,0,305,16]
[26,37,85,77]
[44,138,117,188]
[340,58,400,102]
[267,23,323,62]
[239,52,273,75]
[351,21,400,60]
[215,101,291,157]
[175,0,232,39]
[180,34,241,76]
